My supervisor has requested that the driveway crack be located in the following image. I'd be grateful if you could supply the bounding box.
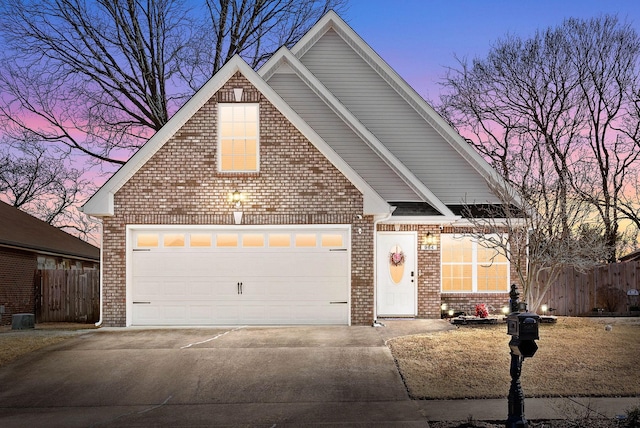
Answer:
[180,326,245,349]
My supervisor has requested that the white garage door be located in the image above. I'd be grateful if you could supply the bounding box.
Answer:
[129,227,350,325]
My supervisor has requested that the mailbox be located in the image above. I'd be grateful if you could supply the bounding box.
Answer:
[507,311,540,340]
[507,311,540,358]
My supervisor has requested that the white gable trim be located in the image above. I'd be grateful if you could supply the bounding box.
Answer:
[82,55,391,216]
[260,49,455,217]
[290,10,519,205]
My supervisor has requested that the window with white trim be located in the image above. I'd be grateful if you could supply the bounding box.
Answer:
[219,103,259,172]
[441,234,509,292]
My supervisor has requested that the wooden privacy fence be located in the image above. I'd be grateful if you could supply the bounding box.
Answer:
[540,261,640,316]
[34,269,100,323]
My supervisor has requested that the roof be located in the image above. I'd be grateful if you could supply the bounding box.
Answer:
[259,11,519,216]
[82,10,518,221]
[82,55,391,216]
[0,201,99,261]
[619,249,640,262]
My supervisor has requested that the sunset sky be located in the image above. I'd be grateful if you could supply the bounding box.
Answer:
[344,0,640,101]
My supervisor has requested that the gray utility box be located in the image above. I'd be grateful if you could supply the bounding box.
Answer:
[12,313,35,330]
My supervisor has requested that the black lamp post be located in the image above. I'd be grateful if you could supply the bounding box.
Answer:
[506,284,540,428]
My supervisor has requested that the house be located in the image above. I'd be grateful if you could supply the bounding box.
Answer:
[82,11,519,327]
[0,201,99,325]
[619,249,640,263]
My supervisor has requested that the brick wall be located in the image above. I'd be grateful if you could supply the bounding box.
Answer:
[0,248,36,325]
[102,72,372,326]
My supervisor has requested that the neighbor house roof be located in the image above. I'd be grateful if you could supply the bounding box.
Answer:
[619,249,640,262]
[0,201,99,261]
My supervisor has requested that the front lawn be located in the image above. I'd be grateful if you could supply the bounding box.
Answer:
[387,317,640,399]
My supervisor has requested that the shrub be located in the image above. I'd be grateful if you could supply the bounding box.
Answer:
[596,285,626,312]
[626,405,640,428]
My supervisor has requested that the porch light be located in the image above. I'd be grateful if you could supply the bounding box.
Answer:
[502,306,510,315]
[441,303,447,311]
[230,190,242,208]
[229,190,244,225]
[541,304,548,315]
[421,232,438,250]
[448,309,454,317]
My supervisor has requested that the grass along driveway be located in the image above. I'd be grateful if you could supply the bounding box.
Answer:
[387,317,640,400]
[0,323,96,368]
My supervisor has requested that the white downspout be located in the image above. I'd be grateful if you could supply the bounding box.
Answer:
[372,210,394,326]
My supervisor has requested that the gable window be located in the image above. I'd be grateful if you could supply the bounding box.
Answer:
[219,103,259,172]
[441,234,509,293]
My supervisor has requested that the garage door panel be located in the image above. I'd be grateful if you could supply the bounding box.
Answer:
[243,278,347,301]
[131,227,349,325]
[187,279,216,298]
[245,253,346,278]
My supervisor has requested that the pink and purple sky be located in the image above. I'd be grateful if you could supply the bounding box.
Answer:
[344,0,640,101]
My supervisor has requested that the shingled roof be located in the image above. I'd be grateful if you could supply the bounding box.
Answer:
[0,201,99,261]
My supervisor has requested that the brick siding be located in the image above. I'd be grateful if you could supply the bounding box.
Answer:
[102,72,372,326]
[0,248,36,325]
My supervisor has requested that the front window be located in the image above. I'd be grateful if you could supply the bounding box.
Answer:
[441,234,509,292]
[219,103,259,172]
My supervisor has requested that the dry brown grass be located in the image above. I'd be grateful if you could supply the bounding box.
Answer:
[0,323,96,368]
[388,317,640,400]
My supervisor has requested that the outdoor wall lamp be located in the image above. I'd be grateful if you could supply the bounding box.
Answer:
[421,232,438,250]
[540,304,548,315]
[231,190,242,207]
[229,190,244,224]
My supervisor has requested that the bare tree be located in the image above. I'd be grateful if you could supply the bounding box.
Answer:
[0,136,99,242]
[458,181,609,313]
[0,0,342,241]
[439,15,640,264]
[0,0,344,166]
[203,0,338,76]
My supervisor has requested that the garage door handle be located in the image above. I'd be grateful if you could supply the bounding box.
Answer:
[237,282,243,294]
[330,301,348,304]
[133,301,151,304]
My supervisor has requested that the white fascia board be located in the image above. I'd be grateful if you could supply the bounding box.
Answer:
[260,49,454,218]
[80,192,113,217]
[83,54,391,217]
[450,218,528,228]
[383,216,461,225]
[289,11,521,208]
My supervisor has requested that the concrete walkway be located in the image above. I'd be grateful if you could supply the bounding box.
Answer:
[420,396,639,422]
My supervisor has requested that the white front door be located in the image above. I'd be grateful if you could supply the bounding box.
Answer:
[376,232,417,316]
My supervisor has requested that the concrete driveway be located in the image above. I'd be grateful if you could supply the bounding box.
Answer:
[0,320,452,427]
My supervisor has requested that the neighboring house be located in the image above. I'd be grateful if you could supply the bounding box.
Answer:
[82,11,519,327]
[0,201,99,325]
[619,249,640,263]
